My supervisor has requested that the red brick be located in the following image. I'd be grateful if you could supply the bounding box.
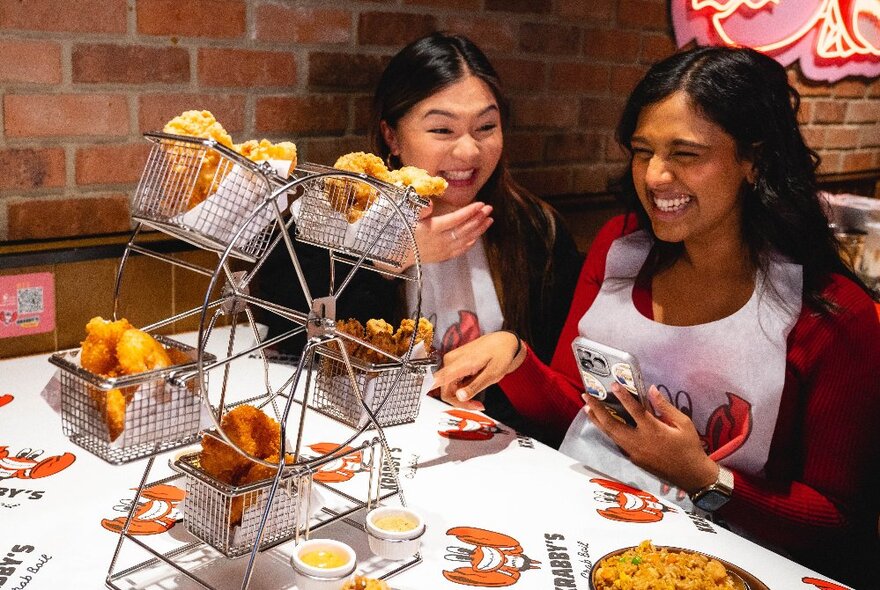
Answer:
[799,125,825,149]
[520,23,580,55]
[301,137,371,167]
[505,132,545,165]
[198,49,296,88]
[73,44,189,84]
[618,0,668,30]
[5,94,128,138]
[0,0,125,33]
[255,96,349,136]
[611,65,648,95]
[76,143,152,186]
[512,97,580,129]
[545,133,605,164]
[139,95,246,134]
[0,41,62,84]
[444,18,518,52]
[606,140,629,162]
[352,95,374,135]
[0,148,65,191]
[494,58,546,93]
[512,166,572,196]
[822,126,861,150]
[137,0,245,38]
[308,53,387,92]
[486,0,551,13]
[407,0,480,8]
[846,101,880,124]
[641,34,677,63]
[572,164,613,193]
[859,124,880,148]
[256,5,351,44]
[816,151,842,174]
[549,63,611,95]
[358,12,437,47]
[841,150,875,173]
[7,195,131,241]
[558,0,614,21]
[869,79,880,98]
[581,97,625,130]
[583,30,640,63]
[809,99,847,123]
[796,100,814,125]
[790,73,832,97]
[832,79,868,99]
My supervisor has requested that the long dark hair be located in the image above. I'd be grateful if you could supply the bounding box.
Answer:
[615,45,874,311]
[372,32,563,340]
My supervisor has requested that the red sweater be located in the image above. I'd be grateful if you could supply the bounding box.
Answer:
[499,215,880,585]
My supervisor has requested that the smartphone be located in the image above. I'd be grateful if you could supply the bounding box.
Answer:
[571,336,647,427]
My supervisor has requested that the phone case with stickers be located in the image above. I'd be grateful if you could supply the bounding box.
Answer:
[571,336,647,427]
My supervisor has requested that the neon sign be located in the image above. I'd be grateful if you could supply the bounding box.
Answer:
[672,0,880,82]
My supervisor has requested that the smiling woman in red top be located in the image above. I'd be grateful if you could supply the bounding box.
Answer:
[433,46,880,586]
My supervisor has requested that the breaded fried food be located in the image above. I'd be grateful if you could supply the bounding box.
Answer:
[333,317,434,364]
[388,166,447,197]
[234,139,297,175]
[394,317,434,355]
[362,319,396,363]
[343,576,389,590]
[199,405,282,485]
[330,152,390,223]
[162,110,234,209]
[116,328,173,375]
[89,387,133,442]
[230,451,297,525]
[334,318,365,356]
[81,316,133,376]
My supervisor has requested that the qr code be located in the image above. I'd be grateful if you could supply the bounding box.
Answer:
[17,286,44,314]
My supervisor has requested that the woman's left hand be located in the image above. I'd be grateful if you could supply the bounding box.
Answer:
[584,383,719,494]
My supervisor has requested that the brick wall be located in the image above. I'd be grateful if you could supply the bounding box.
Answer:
[1,0,878,242]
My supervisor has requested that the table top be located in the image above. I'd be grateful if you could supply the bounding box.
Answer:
[0,329,852,590]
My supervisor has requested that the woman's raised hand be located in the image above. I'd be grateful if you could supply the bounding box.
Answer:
[399,201,493,270]
[431,331,525,411]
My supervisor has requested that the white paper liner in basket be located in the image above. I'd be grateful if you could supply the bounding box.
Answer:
[230,483,324,547]
[107,381,203,449]
[290,185,393,252]
[173,159,292,247]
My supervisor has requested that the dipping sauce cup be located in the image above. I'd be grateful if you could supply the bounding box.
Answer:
[365,506,425,561]
[291,538,356,590]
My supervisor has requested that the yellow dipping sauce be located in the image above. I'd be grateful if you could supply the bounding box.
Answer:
[300,549,348,569]
[374,514,418,532]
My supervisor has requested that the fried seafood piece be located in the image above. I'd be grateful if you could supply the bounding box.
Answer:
[88,387,133,442]
[330,152,391,223]
[116,328,173,375]
[199,405,282,485]
[334,318,366,356]
[387,166,447,197]
[362,318,397,363]
[234,139,297,175]
[230,451,297,525]
[80,316,134,376]
[393,318,434,355]
[343,576,389,590]
[162,110,234,209]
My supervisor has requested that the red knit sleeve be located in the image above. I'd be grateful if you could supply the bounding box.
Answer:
[498,214,640,436]
[719,276,880,556]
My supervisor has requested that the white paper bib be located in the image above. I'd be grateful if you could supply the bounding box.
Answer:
[560,231,803,508]
[406,239,504,356]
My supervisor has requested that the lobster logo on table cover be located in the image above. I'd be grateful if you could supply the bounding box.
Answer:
[672,0,880,82]
[0,394,13,409]
[0,446,75,481]
[802,578,850,589]
[306,442,366,483]
[101,484,184,535]
[443,526,540,587]
[439,409,506,441]
[591,478,674,523]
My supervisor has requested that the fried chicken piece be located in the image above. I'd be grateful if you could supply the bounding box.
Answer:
[116,329,173,375]
[80,316,133,376]
[330,152,390,223]
[162,110,234,209]
[230,451,297,525]
[387,166,447,198]
[343,576,389,590]
[333,318,365,356]
[88,387,134,442]
[199,405,282,485]
[394,317,434,356]
[234,139,297,175]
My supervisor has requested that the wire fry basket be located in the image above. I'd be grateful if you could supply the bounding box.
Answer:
[49,336,212,465]
[309,346,437,428]
[175,451,311,558]
[293,162,428,267]
[131,132,287,262]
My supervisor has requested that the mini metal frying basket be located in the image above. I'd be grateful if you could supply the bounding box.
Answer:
[131,133,284,262]
[309,347,436,428]
[175,451,311,558]
[49,336,210,465]
[293,163,427,267]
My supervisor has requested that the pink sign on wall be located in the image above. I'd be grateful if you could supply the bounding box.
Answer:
[0,272,56,338]
[672,1,880,82]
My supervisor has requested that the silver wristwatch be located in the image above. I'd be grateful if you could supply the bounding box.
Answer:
[690,466,734,512]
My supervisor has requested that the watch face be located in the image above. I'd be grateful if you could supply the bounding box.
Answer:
[694,489,730,512]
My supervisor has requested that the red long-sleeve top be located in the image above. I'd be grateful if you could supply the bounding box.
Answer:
[499,215,880,585]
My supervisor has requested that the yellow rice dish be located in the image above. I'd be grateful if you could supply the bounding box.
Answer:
[592,540,743,590]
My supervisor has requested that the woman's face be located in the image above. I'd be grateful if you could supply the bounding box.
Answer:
[382,74,503,211]
[630,91,755,248]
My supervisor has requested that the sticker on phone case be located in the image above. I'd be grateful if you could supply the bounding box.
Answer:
[612,363,637,394]
[581,372,607,400]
